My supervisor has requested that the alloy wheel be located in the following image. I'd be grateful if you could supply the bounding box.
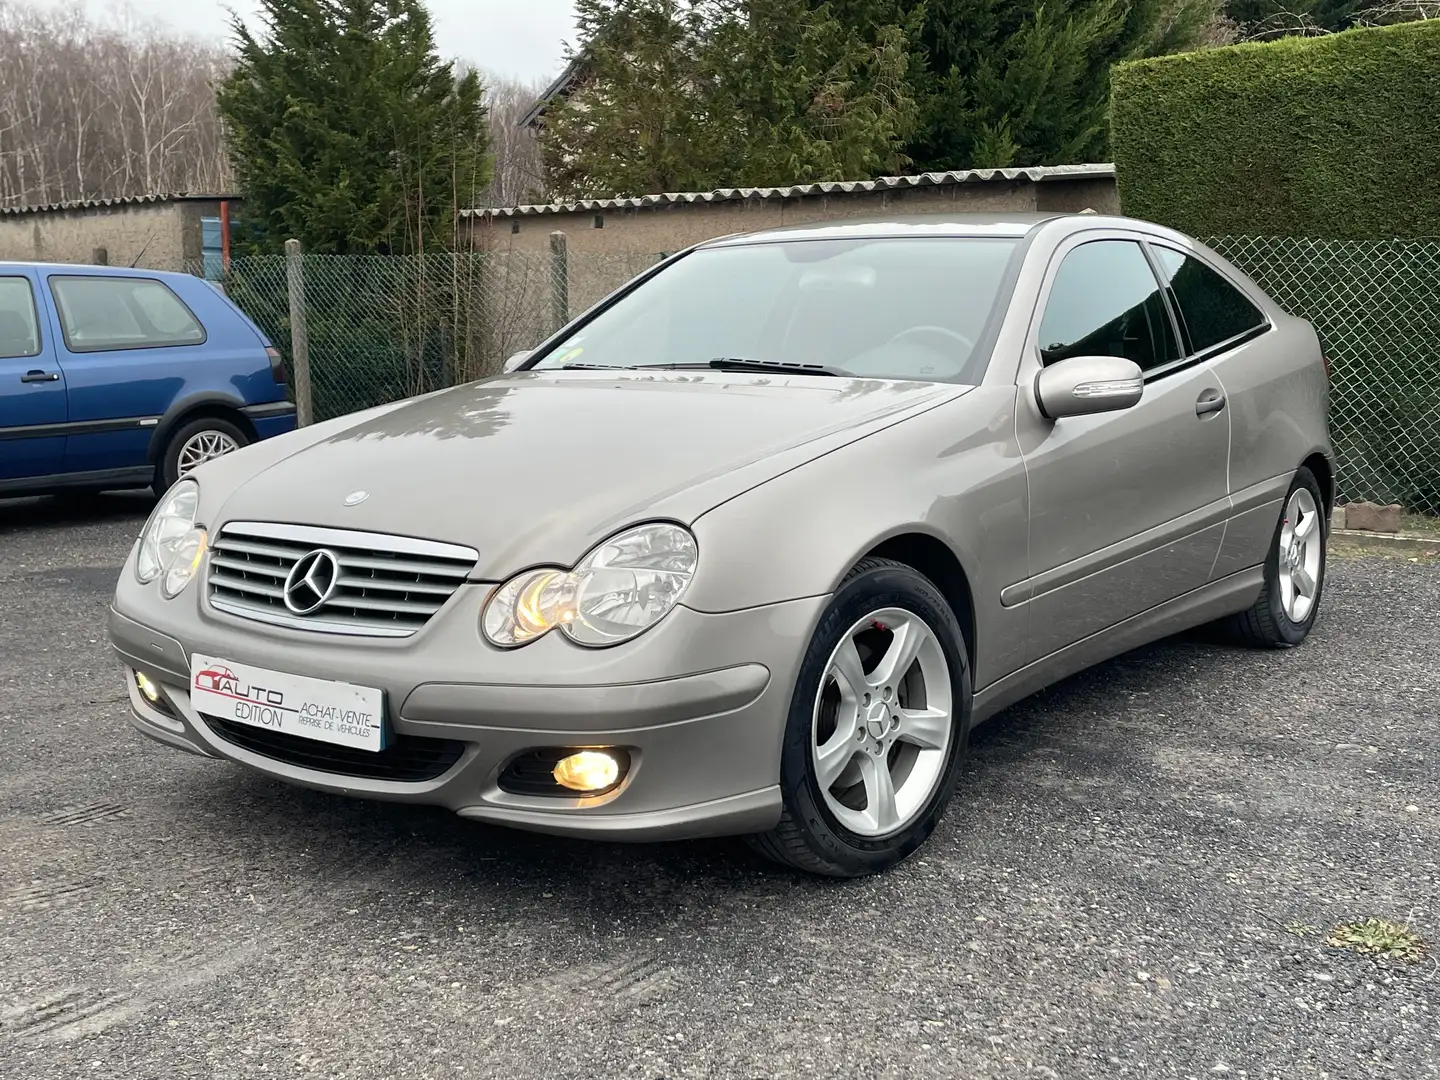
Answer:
[177,430,240,476]
[1278,487,1323,623]
[811,607,953,837]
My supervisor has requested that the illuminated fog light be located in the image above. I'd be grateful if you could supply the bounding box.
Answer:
[135,671,161,703]
[552,750,621,793]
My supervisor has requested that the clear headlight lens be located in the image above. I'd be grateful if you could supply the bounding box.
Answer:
[481,523,698,648]
[136,479,206,598]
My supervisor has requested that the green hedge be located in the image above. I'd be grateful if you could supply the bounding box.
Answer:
[1111,20,1440,239]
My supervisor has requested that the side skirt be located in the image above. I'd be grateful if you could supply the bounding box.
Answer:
[973,564,1266,725]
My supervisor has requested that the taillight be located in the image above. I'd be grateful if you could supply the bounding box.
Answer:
[1322,354,1331,379]
[266,346,286,385]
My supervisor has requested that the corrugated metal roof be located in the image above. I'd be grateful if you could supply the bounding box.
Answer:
[0,192,239,217]
[463,163,1115,219]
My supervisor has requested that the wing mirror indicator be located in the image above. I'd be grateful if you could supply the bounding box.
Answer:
[1035,355,1145,420]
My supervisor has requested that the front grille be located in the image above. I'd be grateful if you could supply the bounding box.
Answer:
[202,713,465,782]
[208,521,478,637]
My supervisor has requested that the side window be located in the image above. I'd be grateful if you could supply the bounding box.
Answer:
[49,276,206,352]
[1038,240,1180,373]
[0,277,41,358]
[1152,247,1266,354]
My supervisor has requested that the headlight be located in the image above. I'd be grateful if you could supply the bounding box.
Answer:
[481,523,698,648]
[136,479,207,598]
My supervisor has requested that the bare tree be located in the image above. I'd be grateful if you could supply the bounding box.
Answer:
[1353,0,1440,23]
[480,74,547,208]
[0,0,232,208]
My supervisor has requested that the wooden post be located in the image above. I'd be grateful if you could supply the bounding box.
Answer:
[219,199,232,272]
[549,230,569,332]
[285,238,313,426]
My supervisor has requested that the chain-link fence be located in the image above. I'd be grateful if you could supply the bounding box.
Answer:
[194,249,660,423]
[1208,237,1440,514]
[199,237,1439,513]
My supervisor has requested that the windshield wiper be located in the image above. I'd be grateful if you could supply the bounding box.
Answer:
[637,358,844,377]
[557,358,844,377]
[708,357,844,376]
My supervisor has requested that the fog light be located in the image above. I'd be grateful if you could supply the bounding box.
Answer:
[135,671,161,703]
[553,750,621,793]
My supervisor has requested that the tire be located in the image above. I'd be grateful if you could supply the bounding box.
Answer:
[1218,465,1327,648]
[154,416,249,496]
[747,557,973,877]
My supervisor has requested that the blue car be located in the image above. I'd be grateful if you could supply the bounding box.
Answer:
[0,262,295,498]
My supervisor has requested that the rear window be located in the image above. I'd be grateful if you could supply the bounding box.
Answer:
[49,275,206,352]
[0,276,41,358]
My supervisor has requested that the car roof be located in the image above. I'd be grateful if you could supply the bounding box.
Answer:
[0,259,192,279]
[699,211,1177,247]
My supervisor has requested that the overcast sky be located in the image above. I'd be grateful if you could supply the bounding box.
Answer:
[29,0,579,84]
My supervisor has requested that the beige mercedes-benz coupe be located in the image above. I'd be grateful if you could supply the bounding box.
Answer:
[109,212,1332,876]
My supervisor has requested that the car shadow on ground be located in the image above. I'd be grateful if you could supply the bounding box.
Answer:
[166,633,1224,906]
[0,491,154,533]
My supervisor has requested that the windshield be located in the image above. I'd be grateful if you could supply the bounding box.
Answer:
[528,236,1021,383]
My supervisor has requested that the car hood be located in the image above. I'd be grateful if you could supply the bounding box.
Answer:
[207,369,967,577]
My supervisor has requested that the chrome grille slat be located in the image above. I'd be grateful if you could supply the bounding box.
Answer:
[211,555,288,579]
[333,554,472,578]
[218,537,309,561]
[327,594,440,616]
[335,574,455,596]
[207,522,478,638]
[213,577,286,600]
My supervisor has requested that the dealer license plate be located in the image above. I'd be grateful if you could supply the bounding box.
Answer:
[189,654,385,752]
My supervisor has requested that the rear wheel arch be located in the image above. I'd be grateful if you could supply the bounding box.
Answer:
[1302,451,1335,517]
[148,397,257,465]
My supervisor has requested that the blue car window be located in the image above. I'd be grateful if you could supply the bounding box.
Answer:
[0,276,41,358]
[50,275,206,352]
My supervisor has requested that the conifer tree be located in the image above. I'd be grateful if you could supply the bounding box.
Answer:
[216,0,490,253]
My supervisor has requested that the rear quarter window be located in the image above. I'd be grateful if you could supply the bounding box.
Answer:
[49,275,207,352]
[1151,247,1267,355]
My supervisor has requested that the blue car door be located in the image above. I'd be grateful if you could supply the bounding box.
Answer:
[0,269,67,483]
[45,271,208,476]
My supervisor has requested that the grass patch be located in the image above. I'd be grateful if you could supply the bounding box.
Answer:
[1326,918,1429,962]
[1402,512,1440,540]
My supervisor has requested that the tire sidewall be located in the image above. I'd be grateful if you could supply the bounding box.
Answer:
[1264,467,1327,645]
[777,563,973,875]
[159,417,248,492]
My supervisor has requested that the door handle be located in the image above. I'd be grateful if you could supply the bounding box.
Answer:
[20,369,59,383]
[1195,389,1226,417]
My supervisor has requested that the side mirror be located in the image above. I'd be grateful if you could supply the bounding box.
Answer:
[1034,355,1144,420]
[503,350,532,373]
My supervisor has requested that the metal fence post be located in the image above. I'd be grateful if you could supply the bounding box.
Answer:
[549,231,569,332]
[284,238,313,427]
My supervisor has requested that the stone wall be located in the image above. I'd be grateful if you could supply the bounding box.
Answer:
[0,196,235,271]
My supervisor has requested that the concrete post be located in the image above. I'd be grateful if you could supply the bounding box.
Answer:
[285,238,313,426]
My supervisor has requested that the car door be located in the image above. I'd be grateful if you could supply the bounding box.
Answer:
[1013,233,1232,659]
[0,270,68,483]
[45,272,208,475]
[1147,242,1292,577]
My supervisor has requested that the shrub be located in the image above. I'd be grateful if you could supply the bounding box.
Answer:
[1111,20,1440,239]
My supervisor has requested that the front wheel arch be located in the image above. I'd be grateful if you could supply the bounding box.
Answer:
[863,532,976,676]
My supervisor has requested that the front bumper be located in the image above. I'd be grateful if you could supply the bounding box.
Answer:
[108,563,827,842]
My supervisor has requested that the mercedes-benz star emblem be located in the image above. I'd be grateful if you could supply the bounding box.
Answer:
[343,490,370,506]
[283,549,341,615]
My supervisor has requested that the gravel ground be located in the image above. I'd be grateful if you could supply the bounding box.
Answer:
[1,493,1436,1080]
